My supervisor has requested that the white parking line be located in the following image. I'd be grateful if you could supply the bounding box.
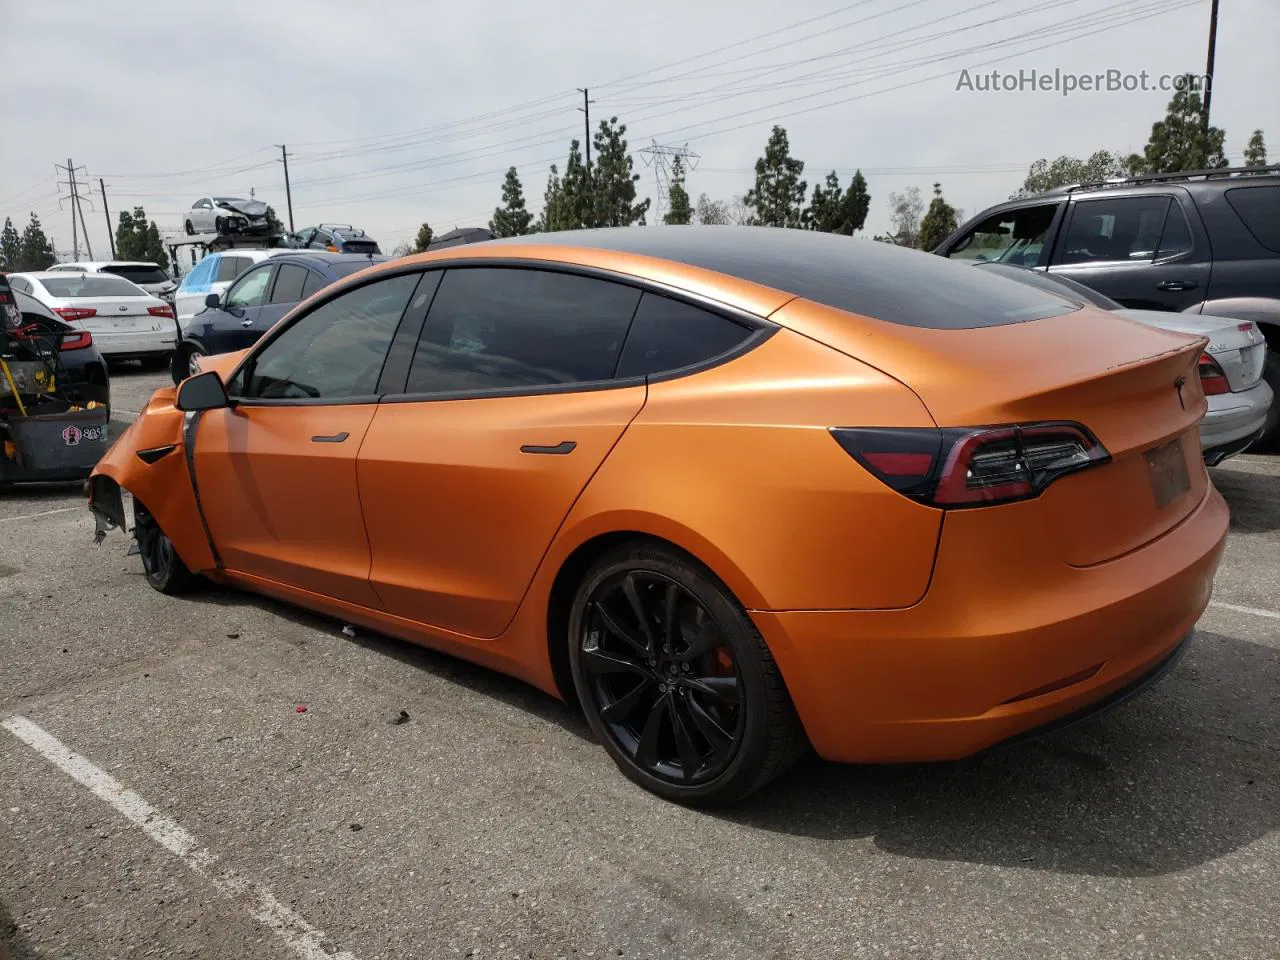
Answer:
[1208,600,1280,621]
[0,506,80,523]
[1,715,359,960]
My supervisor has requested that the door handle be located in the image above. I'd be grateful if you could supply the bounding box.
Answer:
[311,431,349,443]
[1156,280,1197,292]
[240,319,254,327]
[520,441,576,455]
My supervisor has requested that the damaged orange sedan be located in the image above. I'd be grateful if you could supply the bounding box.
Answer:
[89,228,1228,805]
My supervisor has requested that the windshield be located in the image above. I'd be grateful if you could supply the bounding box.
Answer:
[103,265,170,285]
[212,197,245,204]
[38,276,149,298]
[973,262,1122,310]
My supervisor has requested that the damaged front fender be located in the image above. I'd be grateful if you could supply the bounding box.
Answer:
[88,386,218,574]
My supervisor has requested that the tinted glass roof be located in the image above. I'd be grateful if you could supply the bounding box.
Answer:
[488,226,1076,329]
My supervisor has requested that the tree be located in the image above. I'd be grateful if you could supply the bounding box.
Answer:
[0,217,21,270]
[391,241,414,258]
[1013,150,1129,198]
[536,164,564,232]
[745,125,807,227]
[489,166,534,238]
[1127,75,1227,174]
[590,118,649,227]
[694,193,730,225]
[554,141,593,230]
[112,206,167,269]
[917,183,960,251]
[663,156,693,225]
[1244,129,1268,167]
[411,223,434,253]
[144,220,170,271]
[18,213,56,271]
[726,195,752,226]
[265,205,284,234]
[887,187,925,248]
[115,208,139,260]
[803,169,870,235]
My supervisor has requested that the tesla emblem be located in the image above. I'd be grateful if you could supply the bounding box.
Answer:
[1174,375,1187,410]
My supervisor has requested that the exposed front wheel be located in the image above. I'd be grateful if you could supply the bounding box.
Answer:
[185,220,194,235]
[1258,347,1280,449]
[172,343,205,384]
[133,500,198,595]
[568,542,806,806]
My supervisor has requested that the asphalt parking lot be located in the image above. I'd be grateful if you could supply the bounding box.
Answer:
[1,366,1277,960]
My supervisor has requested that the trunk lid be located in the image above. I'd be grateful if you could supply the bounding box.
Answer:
[70,296,164,334]
[773,301,1210,566]
[1116,308,1267,391]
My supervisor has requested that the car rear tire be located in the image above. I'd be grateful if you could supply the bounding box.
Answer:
[567,542,806,806]
[133,499,198,595]
[185,220,194,236]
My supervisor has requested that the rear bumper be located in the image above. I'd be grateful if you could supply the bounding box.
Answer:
[92,329,176,357]
[752,482,1228,763]
[1201,379,1272,459]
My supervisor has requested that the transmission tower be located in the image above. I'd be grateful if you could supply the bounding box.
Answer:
[55,159,95,260]
[638,141,700,223]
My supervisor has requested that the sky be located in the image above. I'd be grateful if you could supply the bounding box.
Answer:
[2,0,1277,266]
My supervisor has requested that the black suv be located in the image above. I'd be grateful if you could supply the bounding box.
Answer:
[935,165,1280,444]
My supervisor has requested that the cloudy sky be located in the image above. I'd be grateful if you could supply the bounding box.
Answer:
[3,0,1276,263]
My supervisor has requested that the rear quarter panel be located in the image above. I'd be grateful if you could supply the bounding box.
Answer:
[551,327,944,611]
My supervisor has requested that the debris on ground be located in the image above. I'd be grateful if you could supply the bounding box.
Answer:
[341,624,356,638]
[390,710,410,726]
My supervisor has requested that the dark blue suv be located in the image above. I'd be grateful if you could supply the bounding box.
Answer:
[172,252,388,382]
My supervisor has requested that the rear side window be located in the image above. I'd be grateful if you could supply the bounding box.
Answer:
[1225,186,1280,253]
[103,265,169,285]
[405,268,641,394]
[270,264,309,304]
[216,256,250,282]
[617,294,752,378]
[301,270,328,298]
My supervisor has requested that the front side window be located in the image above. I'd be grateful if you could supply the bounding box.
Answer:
[943,204,1059,267]
[1057,196,1172,265]
[616,294,753,378]
[404,268,641,394]
[224,266,273,309]
[239,272,419,400]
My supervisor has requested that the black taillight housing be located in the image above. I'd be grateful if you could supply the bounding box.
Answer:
[831,422,1110,508]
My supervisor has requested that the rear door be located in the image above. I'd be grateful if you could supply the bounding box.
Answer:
[250,262,312,340]
[358,266,647,638]
[1047,191,1211,311]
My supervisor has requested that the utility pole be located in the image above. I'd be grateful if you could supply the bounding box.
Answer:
[1202,0,1220,134]
[67,159,78,259]
[276,144,295,231]
[576,88,594,172]
[100,179,116,258]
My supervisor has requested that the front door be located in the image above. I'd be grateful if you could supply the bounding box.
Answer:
[219,263,275,350]
[358,266,647,638]
[193,269,426,607]
[1047,193,1212,311]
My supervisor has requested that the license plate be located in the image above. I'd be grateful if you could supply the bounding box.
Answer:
[1145,437,1190,509]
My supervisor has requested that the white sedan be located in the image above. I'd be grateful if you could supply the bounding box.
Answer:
[6,272,176,365]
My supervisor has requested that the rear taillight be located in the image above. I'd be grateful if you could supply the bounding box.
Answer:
[1197,352,1231,395]
[54,307,97,322]
[831,422,1110,508]
[148,304,175,319]
[60,331,93,351]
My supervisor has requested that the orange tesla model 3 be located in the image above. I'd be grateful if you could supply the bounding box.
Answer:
[88,227,1228,805]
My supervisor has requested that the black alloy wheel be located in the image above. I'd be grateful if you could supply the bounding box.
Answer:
[133,499,197,595]
[569,543,805,805]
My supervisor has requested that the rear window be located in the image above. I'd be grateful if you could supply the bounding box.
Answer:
[341,240,381,254]
[103,265,169,285]
[330,257,390,278]
[217,256,251,283]
[37,276,148,298]
[1225,186,1280,253]
[498,228,1078,329]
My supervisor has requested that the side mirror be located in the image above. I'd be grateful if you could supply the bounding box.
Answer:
[204,292,221,309]
[175,370,230,412]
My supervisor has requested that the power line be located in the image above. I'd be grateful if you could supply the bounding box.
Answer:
[639,142,701,222]
[55,159,94,261]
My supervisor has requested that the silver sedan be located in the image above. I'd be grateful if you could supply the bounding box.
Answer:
[975,262,1273,464]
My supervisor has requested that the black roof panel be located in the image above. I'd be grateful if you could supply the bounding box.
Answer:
[485,226,1076,329]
